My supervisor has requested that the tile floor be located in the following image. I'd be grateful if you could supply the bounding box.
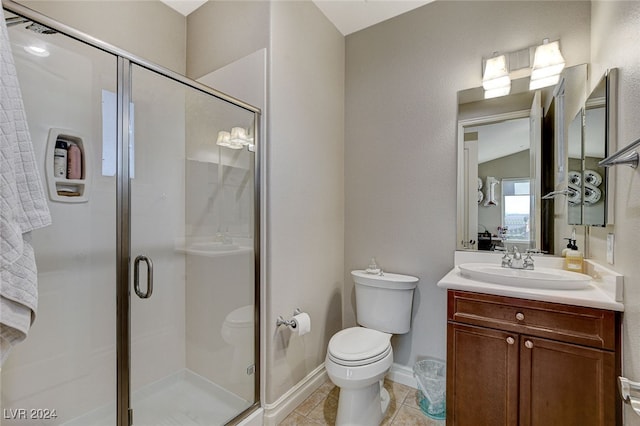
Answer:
[279,378,445,425]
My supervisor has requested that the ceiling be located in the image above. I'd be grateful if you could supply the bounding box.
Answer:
[467,118,531,164]
[159,0,433,35]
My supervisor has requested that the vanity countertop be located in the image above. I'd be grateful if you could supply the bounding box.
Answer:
[437,251,624,312]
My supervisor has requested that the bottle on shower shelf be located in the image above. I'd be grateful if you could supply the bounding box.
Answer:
[54,139,68,178]
[66,142,82,179]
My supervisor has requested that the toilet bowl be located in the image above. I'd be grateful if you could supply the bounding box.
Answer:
[221,305,254,385]
[325,270,418,426]
[221,304,254,347]
[325,327,394,425]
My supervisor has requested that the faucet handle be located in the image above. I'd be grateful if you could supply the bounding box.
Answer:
[501,251,512,268]
[523,252,535,269]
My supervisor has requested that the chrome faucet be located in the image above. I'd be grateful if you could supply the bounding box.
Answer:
[510,246,524,269]
[501,246,534,270]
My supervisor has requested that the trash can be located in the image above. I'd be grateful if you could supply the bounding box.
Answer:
[413,358,446,420]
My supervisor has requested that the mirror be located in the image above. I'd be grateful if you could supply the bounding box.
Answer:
[567,110,583,225]
[457,64,588,255]
[573,69,617,227]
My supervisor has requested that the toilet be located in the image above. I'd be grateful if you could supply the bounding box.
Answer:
[221,305,254,386]
[325,270,418,426]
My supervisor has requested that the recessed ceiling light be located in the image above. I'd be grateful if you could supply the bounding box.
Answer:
[24,45,49,57]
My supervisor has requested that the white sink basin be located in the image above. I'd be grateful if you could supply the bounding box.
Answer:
[458,263,592,290]
[189,241,240,252]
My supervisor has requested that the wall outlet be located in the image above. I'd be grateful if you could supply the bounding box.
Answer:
[607,233,615,264]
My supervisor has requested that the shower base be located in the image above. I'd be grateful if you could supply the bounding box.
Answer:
[63,369,251,425]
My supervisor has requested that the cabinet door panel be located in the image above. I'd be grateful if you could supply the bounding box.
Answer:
[519,336,616,426]
[447,323,519,426]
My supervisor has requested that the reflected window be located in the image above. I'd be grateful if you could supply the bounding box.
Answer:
[102,90,135,177]
[502,178,531,242]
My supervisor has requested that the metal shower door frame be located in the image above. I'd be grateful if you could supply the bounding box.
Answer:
[2,2,262,425]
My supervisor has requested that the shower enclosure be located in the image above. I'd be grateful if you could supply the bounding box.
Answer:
[2,2,260,425]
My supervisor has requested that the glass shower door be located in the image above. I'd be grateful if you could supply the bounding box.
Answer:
[128,63,257,425]
[2,13,119,425]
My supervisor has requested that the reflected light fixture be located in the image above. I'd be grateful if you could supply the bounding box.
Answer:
[217,127,251,150]
[482,54,511,99]
[230,127,249,146]
[529,39,565,90]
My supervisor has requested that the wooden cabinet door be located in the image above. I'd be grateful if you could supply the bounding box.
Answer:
[519,336,617,426]
[447,323,519,426]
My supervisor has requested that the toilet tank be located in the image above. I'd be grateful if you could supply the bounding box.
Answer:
[352,270,418,334]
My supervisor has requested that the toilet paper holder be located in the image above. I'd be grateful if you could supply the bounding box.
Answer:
[276,308,303,328]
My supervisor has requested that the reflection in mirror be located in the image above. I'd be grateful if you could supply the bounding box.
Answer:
[457,65,588,256]
[583,75,608,226]
[564,69,617,228]
[465,116,532,251]
[567,110,583,225]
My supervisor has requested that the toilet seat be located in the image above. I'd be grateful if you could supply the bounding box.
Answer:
[327,327,391,367]
[223,305,254,329]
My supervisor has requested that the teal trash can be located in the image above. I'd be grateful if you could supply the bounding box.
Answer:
[413,358,446,420]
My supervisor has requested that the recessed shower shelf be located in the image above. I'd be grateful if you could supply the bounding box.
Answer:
[45,128,91,203]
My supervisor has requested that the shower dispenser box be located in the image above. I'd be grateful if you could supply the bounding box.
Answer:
[45,128,91,203]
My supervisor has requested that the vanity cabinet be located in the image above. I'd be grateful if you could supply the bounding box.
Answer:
[446,290,621,426]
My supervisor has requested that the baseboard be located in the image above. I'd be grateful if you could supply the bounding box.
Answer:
[263,364,327,426]
[387,363,417,389]
[236,407,263,426]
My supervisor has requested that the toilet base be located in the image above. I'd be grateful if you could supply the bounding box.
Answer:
[336,380,390,426]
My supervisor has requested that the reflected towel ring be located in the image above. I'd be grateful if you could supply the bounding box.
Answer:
[568,170,582,186]
[584,169,602,187]
[584,183,601,205]
[567,184,581,205]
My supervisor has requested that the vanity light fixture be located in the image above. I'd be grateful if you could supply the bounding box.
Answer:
[529,39,565,90]
[482,54,511,99]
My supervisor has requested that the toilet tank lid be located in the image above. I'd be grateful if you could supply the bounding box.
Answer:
[224,305,254,327]
[328,327,391,361]
[351,270,418,290]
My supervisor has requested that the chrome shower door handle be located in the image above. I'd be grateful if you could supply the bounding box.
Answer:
[134,255,153,299]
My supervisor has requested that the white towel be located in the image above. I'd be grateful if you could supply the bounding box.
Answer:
[1,3,52,365]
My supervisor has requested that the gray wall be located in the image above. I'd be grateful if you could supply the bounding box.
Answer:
[266,1,344,404]
[186,1,269,79]
[344,1,591,365]
[589,2,640,424]
[16,0,187,74]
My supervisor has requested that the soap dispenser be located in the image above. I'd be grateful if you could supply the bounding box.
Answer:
[365,258,381,275]
[564,239,584,273]
[562,238,573,257]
